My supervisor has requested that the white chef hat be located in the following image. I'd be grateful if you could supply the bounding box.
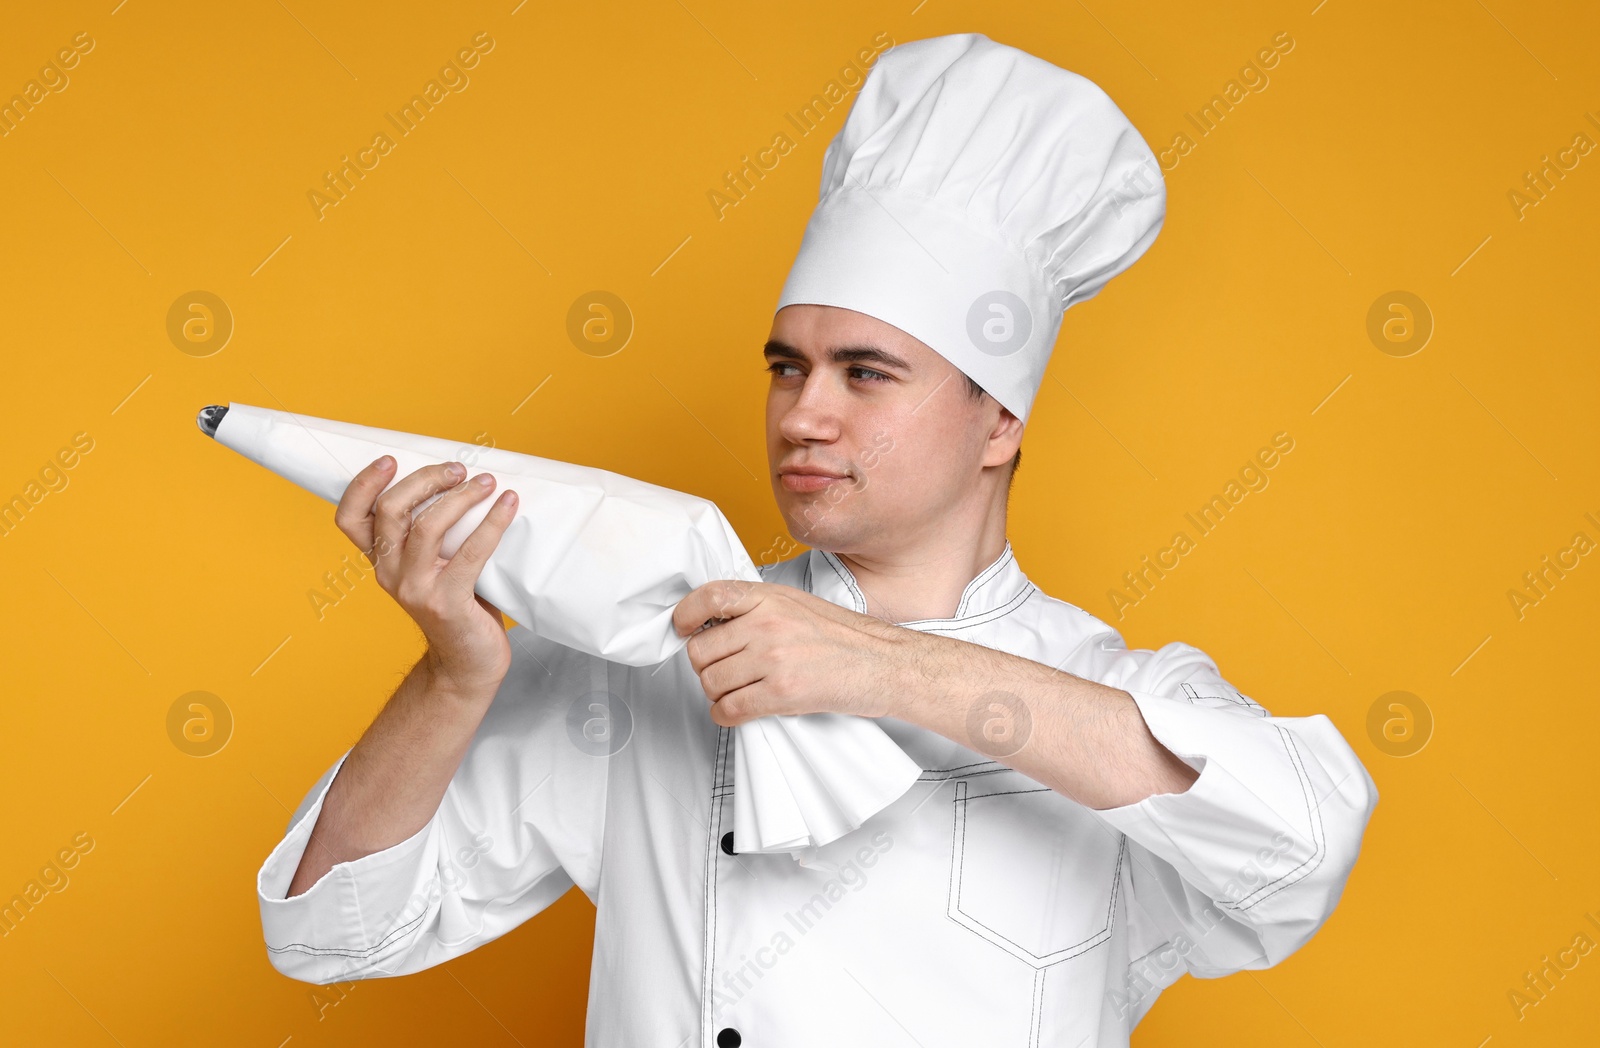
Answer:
[774,32,1166,425]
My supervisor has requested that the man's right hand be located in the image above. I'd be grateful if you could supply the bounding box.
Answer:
[334,456,520,695]
[282,457,520,899]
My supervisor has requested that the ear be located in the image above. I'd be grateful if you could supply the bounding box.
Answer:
[980,405,1024,469]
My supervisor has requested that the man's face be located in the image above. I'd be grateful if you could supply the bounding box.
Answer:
[764,304,1019,557]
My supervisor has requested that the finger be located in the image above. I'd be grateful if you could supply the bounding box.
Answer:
[672,579,764,636]
[707,680,766,727]
[333,455,397,560]
[401,470,500,574]
[698,648,766,705]
[439,485,519,593]
[371,462,467,578]
[685,615,749,674]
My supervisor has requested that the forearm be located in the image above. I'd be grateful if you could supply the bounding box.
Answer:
[285,652,500,898]
[885,632,1199,810]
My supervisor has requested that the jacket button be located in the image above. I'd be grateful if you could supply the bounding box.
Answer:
[720,831,736,856]
[716,1029,741,1047]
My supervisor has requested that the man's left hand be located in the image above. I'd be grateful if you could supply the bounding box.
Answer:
[672,581,915,726]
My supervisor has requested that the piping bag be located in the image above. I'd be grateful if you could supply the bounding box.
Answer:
[198,401,920,857]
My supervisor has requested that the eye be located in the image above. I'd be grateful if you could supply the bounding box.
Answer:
[766,361,802,378]
[847,365,890,383]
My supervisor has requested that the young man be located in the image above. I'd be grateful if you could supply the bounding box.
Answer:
[257,33,1377,1046]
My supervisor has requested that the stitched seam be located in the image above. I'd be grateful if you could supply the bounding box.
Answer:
[953,546,1015,618]
[903,579,1033,631]
[920,759,1003,775]
[267,907,427,958]
[913,585,1036,634]
[947,784,1120,966]
[821,551,867,613]
[954,553,997,618]
[966,786,1054,800]
[1029,967,1044,1048]
[700,724,731,1042]
[1231,726,1326,910]
[945,780,965,935]
[1182,682,1268,717]
[917,766,1011,782]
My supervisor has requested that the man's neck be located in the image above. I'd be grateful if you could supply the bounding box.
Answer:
[832,510,1009,624]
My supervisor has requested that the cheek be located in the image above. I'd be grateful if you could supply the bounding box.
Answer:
[857,418,941,490]
[896,418,985,492]
[764,390,788,455]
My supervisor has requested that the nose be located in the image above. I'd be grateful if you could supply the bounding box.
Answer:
[776,370,843,447]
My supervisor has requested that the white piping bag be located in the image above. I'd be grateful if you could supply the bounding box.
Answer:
[198,402,920,855]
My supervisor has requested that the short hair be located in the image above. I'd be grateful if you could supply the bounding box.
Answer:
[963,373,1021,481]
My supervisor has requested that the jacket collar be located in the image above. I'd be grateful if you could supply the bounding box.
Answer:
[801,541,1036,629]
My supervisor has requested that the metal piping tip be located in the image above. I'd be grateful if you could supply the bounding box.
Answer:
[197,404,229,438]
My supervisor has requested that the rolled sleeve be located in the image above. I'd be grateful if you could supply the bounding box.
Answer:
[1085,640,1379,976]
[255,628,606,985]
[257,749,464,984]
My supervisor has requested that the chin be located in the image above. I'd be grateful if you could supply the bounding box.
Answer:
[781,508,870,555]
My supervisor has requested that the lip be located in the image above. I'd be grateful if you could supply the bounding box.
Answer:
[778,465,849,493]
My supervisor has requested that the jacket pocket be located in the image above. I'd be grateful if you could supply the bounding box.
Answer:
[946,776,1127,967]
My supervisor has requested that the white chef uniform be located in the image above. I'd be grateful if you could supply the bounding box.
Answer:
[256,30,1378,1047]
[258,542,1378,1046]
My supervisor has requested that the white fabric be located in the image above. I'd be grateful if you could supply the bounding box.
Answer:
[206,401,920,854]
[256,544,1378,1045]
[775,32,1166,423]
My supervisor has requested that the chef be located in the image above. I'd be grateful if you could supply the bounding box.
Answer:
[256,32,1378,1047]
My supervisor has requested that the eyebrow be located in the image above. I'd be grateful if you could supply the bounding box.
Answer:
[762,339,913,372]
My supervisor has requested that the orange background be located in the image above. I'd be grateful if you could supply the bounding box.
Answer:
[2,0,1597,1044]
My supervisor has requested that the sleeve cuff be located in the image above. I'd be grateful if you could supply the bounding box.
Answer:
[257,751,442,977]
[1088,689,1331,905]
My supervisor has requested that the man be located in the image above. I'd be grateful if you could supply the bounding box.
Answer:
[257,33,1378,1046]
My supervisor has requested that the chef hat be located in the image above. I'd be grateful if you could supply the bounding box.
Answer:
[774,33,1166,424]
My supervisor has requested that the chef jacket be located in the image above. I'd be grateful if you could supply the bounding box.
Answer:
[257,542,1379,1046]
